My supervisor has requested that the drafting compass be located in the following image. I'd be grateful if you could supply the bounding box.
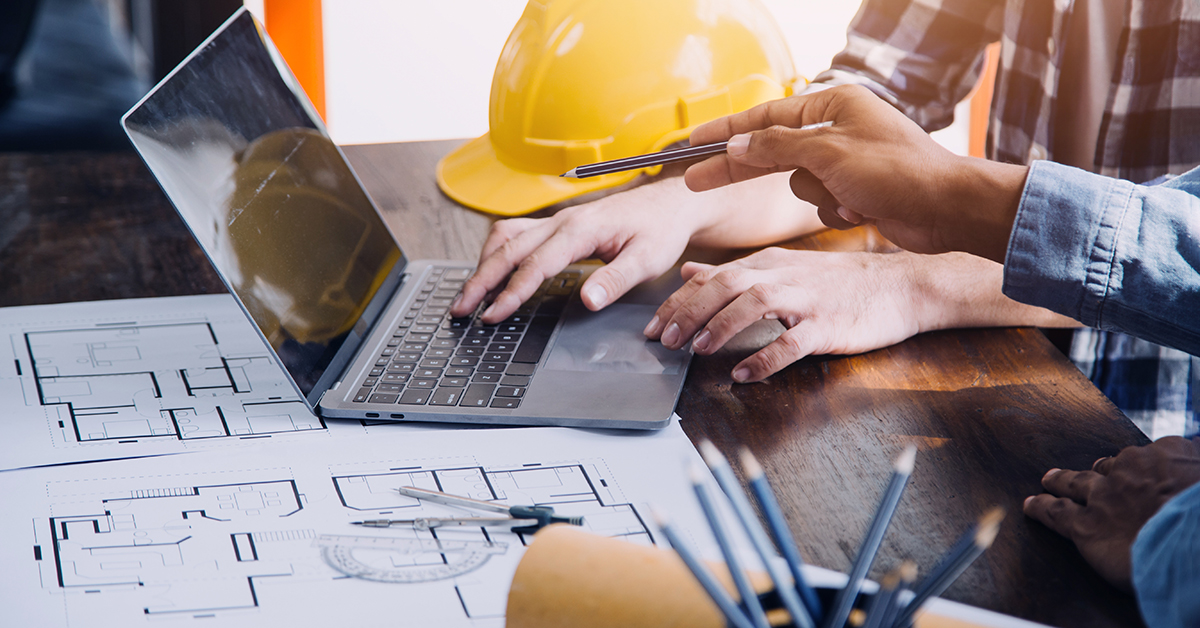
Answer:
[349,485,584,534]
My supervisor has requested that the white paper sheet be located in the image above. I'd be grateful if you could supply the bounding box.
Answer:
[0,414,742,628]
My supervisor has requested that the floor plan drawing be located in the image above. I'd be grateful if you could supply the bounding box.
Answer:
[0,294,419,471]
[3,420,713,628]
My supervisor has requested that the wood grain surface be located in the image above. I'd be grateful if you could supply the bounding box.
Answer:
[0,145,1149,627]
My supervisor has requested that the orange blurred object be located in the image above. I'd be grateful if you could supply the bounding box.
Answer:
[967,42,1000,158]
[263,0,325,120]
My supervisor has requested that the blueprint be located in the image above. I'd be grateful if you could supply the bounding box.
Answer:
[0,294,429,471]
[0,417,737,628]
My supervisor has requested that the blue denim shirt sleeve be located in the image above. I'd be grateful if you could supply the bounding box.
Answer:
[1002,160,1200,356]
[1132,481,1200,628]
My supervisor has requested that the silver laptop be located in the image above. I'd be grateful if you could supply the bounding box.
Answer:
[121,8,689,429]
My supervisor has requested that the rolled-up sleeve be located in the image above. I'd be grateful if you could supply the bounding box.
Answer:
[1002,160,1200,357]
[1132,481,1200,628]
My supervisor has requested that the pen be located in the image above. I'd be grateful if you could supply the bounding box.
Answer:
[561,121,833,179]
[699,441,815,628]
[740,447,824,624]
[652,507,755,628]
[823,445,916,628]
[690,462,772,628]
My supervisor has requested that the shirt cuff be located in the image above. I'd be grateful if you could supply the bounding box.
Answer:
[1001,160,1136,326]
[1132,481,1200,628]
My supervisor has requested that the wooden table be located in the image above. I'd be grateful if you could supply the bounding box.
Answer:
[0,144,1149,627]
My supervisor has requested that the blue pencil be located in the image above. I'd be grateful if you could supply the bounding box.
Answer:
[699,441,815,628]
[651,507,755,628]
[823,445,917,628]
[740,447,824,624]
[690,462,772,628]
[861,561,915,628]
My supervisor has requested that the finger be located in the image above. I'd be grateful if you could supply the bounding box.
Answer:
[689,93,818,145]
[691,281,792,356]
[683,153,789,192]
[730,325,818,382]
[1023,493,1087,539]
[1092,456,1113,474]
[454,221,554,316]
[581,239,680,311]
[479,236,592,323]
[659,268,756,350]
[680,261,713,282]
[788,169,854,229]
[816,203,861,231]
[649,264,726,339]
[1040,468,1102,504]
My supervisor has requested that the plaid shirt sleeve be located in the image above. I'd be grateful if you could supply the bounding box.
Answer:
[808,0,1005,132]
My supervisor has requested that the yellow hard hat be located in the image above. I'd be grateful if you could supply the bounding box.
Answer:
[437,0,799,216]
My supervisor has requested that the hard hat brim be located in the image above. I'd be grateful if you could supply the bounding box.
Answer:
[436,134,640,217]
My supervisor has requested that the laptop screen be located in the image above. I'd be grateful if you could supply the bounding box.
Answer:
[123,10,404,401]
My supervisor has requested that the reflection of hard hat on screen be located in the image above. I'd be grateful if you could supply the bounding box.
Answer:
[437,0,799,216]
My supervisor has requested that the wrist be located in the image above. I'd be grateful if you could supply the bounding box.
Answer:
[941,157,1028,263]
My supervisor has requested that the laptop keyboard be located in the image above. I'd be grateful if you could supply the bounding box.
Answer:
[350,266,580,410]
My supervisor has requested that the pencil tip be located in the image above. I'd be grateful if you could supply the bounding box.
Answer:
[561,168,577,178]
[895,444,917,474]
[738,447,764,479]
[899,560,919,583]
[698,440,727,468]
[975,507,1006,547]
[349,521,363,525]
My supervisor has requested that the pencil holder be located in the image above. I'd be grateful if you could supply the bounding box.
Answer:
[506,525,881,628]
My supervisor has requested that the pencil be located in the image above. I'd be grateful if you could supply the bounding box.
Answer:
[690,462,772,628]
[861,561,916,628]
[561,121,834,179]
[740,447,824,624]
[699,441,816,628]
[823,445,917,628]
[651,507,755,628]
[892,507,1004,628]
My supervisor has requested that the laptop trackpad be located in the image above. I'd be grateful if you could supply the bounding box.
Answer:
[542,303,685,375]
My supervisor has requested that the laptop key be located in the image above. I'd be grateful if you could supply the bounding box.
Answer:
[443,268,471,280]
[369,367,384,377]
[495,333,521,343]
[436,329,464,339]
[460,383,496,407]
[411,324,438,333]
[445,366,473,377]
[433,289,459,299]
[504,314,528,324]
[368,393,399,404]
[496,386,525,398]
[462,337,487,347]
[478,362,505,373]
[399,390,431,405]
[401,343,427,353]
[445,318,470,329]
[382,373,410,383]
[380,347,396,356]
[353,388,372,403]
[456,347,482,357]
[375,359,389,367]
[488,342,516,353]
[420,358,448,369]
[377,383,404,392]
[506,363,536,376]
[415,368,443,379]
[440,377,468,387]
[363,377,378,387]
[467,327,494,337]
[423,306,449,316]
[451,357,479,367]
[407,333,432,343]
[513,316,557,364]
[428,348,452,358]
[417,316,442,325]
[392,353,421,363]
[483,352,511,362]
[429,387,461,406]
[409,379,436,389]
[499,324,525,333]
[490,397,521,409]
[431,338,459,349]
[472,372,501,383]
[500,375,530,387]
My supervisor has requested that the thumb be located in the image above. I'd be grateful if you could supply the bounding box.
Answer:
[727,124,833,172]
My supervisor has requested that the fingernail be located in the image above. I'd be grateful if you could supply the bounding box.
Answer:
[727,134,750,157]
[643,315,661,337]
[450,293,463,312]
[481,303,497,320]
[836,206,860,224]
[693,329,711,353]
[1043,468,1061,481]
[661,323,680,348]
[585,284,609,309]
[732,367,751,383]
[1023,495,1034,508]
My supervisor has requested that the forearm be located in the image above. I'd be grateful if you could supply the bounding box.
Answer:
[905,252,1080,332]
[1132,481,1200,628]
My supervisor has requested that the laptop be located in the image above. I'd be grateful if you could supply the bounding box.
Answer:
[121,8,690,430]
